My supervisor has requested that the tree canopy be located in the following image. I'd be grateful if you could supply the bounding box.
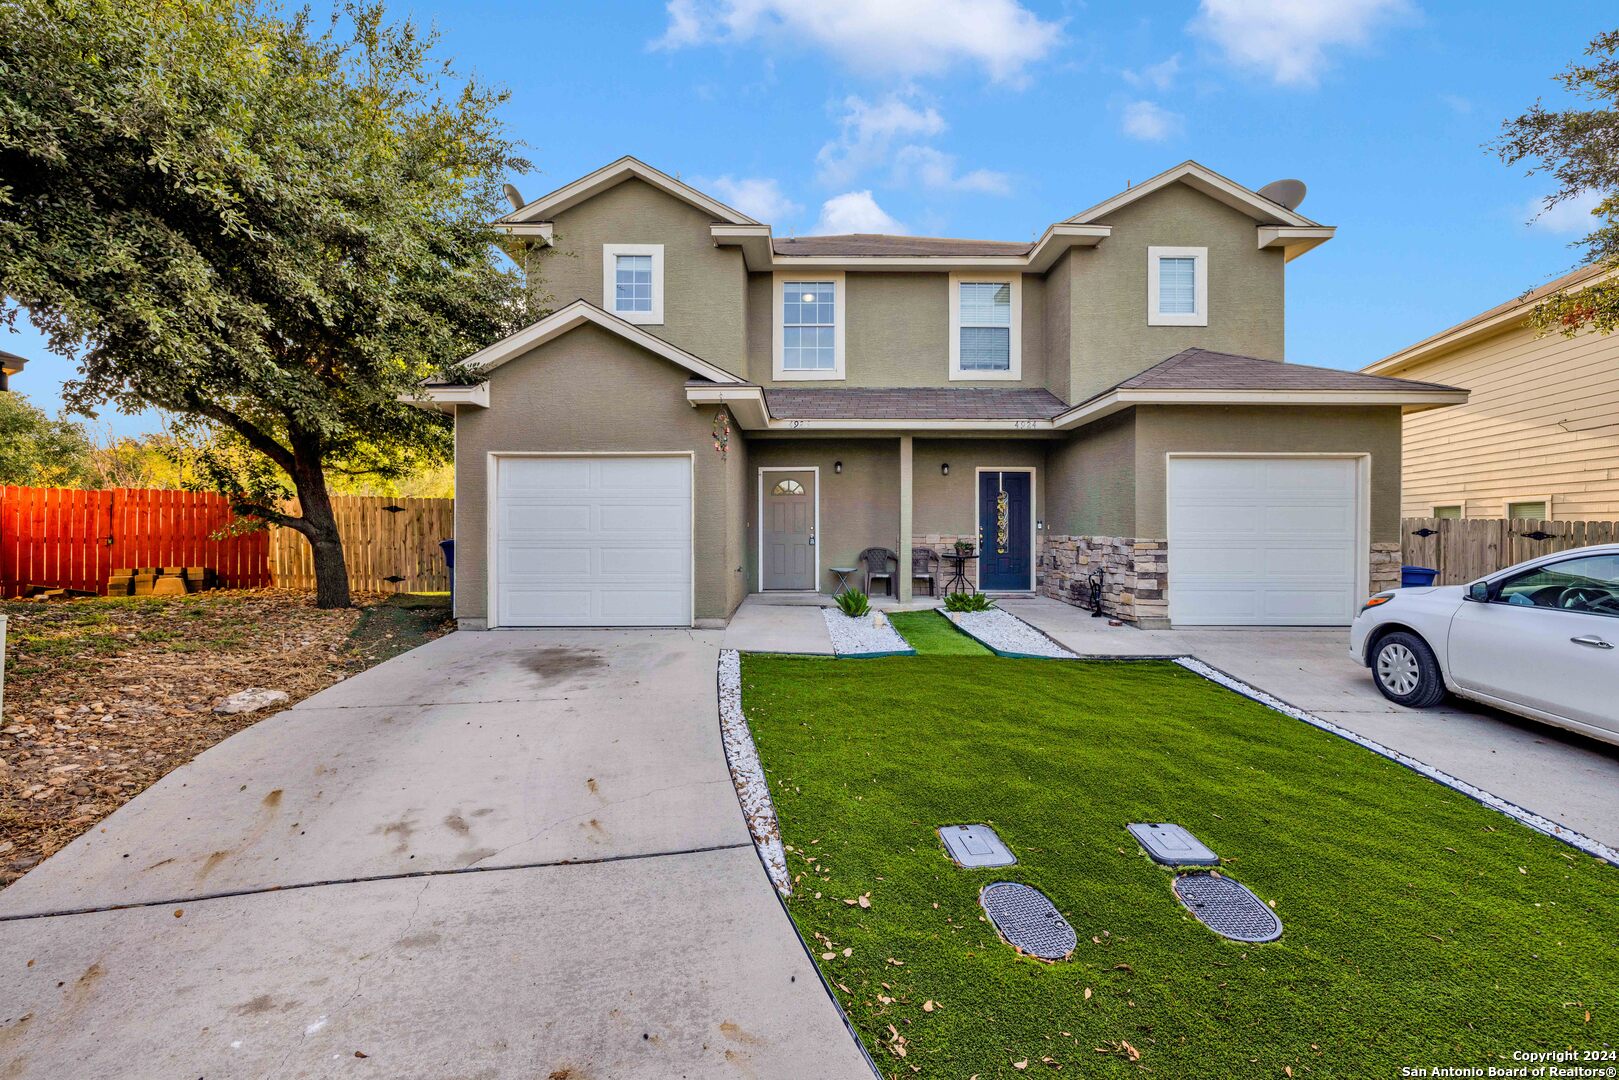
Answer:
[0,392,98,487]
[0,0,536,604]
[1494,29,1619,335]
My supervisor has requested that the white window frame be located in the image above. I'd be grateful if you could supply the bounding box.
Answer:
[773,271,845,381]
[949,272,1022,382]
[602,244,664,325]
[1147,246,1208,327]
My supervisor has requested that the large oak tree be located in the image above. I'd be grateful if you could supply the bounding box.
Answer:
[0,0,537,606]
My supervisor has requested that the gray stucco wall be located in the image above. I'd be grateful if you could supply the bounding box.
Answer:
[911,439,1047,537]
[1132,404,1404,541]
[1067,182,1286,403]
[453,322,746,624]
[1044,410,1138,537]
[544,178,749,376]
[744,439,899,594]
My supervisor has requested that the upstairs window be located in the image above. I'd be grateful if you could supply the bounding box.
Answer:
[774,272,844,380]
[1147,246,1208,327]
[601,244,663,324]
[950,273,1022,381]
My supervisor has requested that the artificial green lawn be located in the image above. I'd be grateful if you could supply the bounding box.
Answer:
[888,610,993,656]
[739,654,1619,1078]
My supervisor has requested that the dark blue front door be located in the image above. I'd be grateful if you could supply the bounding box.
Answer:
[978,471,1032,591]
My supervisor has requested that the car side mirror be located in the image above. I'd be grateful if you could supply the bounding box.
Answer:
[1465,581,1492,603]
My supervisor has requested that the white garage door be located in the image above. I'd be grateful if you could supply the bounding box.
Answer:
[1167,457,1361,626]
[494,456,692,627]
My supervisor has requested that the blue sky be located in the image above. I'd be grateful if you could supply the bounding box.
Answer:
[6,0,1614,435]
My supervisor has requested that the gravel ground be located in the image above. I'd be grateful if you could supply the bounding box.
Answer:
[944,607,1078,658]
[821,608,914,657]
[716,648,790,894]
[0,590,451,888]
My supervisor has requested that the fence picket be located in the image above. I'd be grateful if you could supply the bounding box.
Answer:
[1401,516,1619,584]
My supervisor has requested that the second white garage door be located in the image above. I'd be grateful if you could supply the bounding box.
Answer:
[1166,456,1362,626]
[493,455,692,627]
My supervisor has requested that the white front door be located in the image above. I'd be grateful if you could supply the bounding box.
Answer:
[1167,456,1362,626]
[493,455,692,627]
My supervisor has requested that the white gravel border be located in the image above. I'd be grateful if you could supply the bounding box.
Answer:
[1175,656,1619,867]
[717,649,791,895]
[943,607,1078,658]
[822,608,913,657]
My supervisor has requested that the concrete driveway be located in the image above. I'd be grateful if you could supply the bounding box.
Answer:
[1002,597,1619,850]
[0,630,872,1079]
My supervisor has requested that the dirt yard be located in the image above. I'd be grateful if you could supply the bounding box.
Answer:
[0,589,452,888]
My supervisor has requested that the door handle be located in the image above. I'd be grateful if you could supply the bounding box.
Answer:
[1570,635,1614,649]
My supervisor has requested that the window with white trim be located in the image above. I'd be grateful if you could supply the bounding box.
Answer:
[1147,246,1208,326]
[773,272,844,380]
[601,244,663,324]
[949,273,1022,381]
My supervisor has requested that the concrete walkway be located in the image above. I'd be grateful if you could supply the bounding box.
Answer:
[1002,597,1619,849]
[721,598,834,654]
[0,630,873,1079]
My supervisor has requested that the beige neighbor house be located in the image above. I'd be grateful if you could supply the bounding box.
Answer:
[413,157,1466,630]
[1364,263,1619,521]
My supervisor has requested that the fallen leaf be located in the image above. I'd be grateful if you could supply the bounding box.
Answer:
[842,947,852,957]
[1518,866,1528,875]
[354,1051,368,1059]
[922,1000,935,1012]
[1014,1060,1028,1070]
[1285,1068,1293,1077]
[1122,1041,1141,1062]
[1083,987,1092,1000]
[858,893,871,909]
[821,952,835,960]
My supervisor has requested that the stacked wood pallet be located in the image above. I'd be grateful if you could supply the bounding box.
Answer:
[106,566,220,597]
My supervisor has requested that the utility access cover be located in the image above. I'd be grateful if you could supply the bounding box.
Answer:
[980,882,1077,961]
[1127,822,1219,866]
[1172,873,1282,943]
[938,824,1016,868]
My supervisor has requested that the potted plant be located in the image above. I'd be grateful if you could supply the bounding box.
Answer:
[953,538,972,555]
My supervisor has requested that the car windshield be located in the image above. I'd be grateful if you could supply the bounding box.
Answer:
[1496,553,1619,617]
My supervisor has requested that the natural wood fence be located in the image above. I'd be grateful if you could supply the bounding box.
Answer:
[269,496,454,593]
[0,486,453,597]
[0,486,270,597]
[1401,517,1619,585]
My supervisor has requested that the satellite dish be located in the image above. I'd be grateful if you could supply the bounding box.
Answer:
[502,183,526,212]
[1257,179,1306,211]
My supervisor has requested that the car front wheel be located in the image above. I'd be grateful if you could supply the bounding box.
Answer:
[1371,631,1448,708]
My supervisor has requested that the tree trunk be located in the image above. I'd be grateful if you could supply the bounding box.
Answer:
[289,452,351,609]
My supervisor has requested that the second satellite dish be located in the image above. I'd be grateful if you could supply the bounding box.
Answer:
[1257,179,1307,211]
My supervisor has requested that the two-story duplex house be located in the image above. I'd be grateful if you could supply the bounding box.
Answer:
[415,157,1466,629]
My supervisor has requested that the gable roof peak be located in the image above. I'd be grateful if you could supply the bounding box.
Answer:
[1066,160,1321,228]
[498,156,758,227]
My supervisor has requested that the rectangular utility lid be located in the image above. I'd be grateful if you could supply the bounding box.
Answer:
[938,824,1016,868]
[1127,822,1219,866]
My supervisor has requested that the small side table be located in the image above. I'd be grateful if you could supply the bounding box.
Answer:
[829,567,859,596]
[942,552,977,595]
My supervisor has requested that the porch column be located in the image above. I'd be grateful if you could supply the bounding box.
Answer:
[898,435,913,602]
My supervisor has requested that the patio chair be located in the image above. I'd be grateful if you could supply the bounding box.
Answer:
[912,548,940,597]
[860,547,898,597]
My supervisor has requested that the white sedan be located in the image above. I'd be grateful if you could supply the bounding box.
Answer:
[1349,544,1619,745]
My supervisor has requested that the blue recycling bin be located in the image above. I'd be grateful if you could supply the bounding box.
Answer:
[1400,565,1438,588]
[438,539,455,609]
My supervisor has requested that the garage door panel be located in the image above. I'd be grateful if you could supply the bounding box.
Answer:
[1168,458,1361,627]
[494,457,693,627]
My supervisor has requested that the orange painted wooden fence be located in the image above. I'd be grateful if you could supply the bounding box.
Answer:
[0,486,271,597]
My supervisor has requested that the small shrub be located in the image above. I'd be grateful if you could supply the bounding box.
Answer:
[836,589,871,617]
[943,591,994,613]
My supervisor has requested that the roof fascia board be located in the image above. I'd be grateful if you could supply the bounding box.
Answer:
[502,157,757,226]
[1066,161,1320,228]
[710,222,1110,272]
[1257,225,1336,262]
[465,301,747,385]
[492,222,554,244]
[401,382,491,413]
[1053,386,1469,429]
[683,385,1059,432]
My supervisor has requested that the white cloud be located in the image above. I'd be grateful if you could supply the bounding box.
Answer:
[1121,100,1184,142]
[812,191,908,235]
[1123,55,1181,92]
[653,0,1063,84]
[1527,190,1606,234]
[1440,93,1472,115]
[1191,0,1410,87]
[700,176,802,222]
[891,145,1012,195]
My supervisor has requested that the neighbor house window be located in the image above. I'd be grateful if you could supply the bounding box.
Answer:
[1433,505,1462,519]
[601,244,663,324]
[1508,500,1548,521]
[773,271,844,380]
[1147,246,1208,326]
[949,273,1022,381]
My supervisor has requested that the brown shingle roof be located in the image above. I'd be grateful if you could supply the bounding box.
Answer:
[772,234,1033,257]
[1115,348,1464,395]
[763,387,1068,420]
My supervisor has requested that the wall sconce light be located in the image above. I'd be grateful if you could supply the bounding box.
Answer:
[834,460,842,474]
[941,463,950,476]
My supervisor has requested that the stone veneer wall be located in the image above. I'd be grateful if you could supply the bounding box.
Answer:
[1370,541,1401,595]
[1039,535,1169,625]
[912,534,976,596]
